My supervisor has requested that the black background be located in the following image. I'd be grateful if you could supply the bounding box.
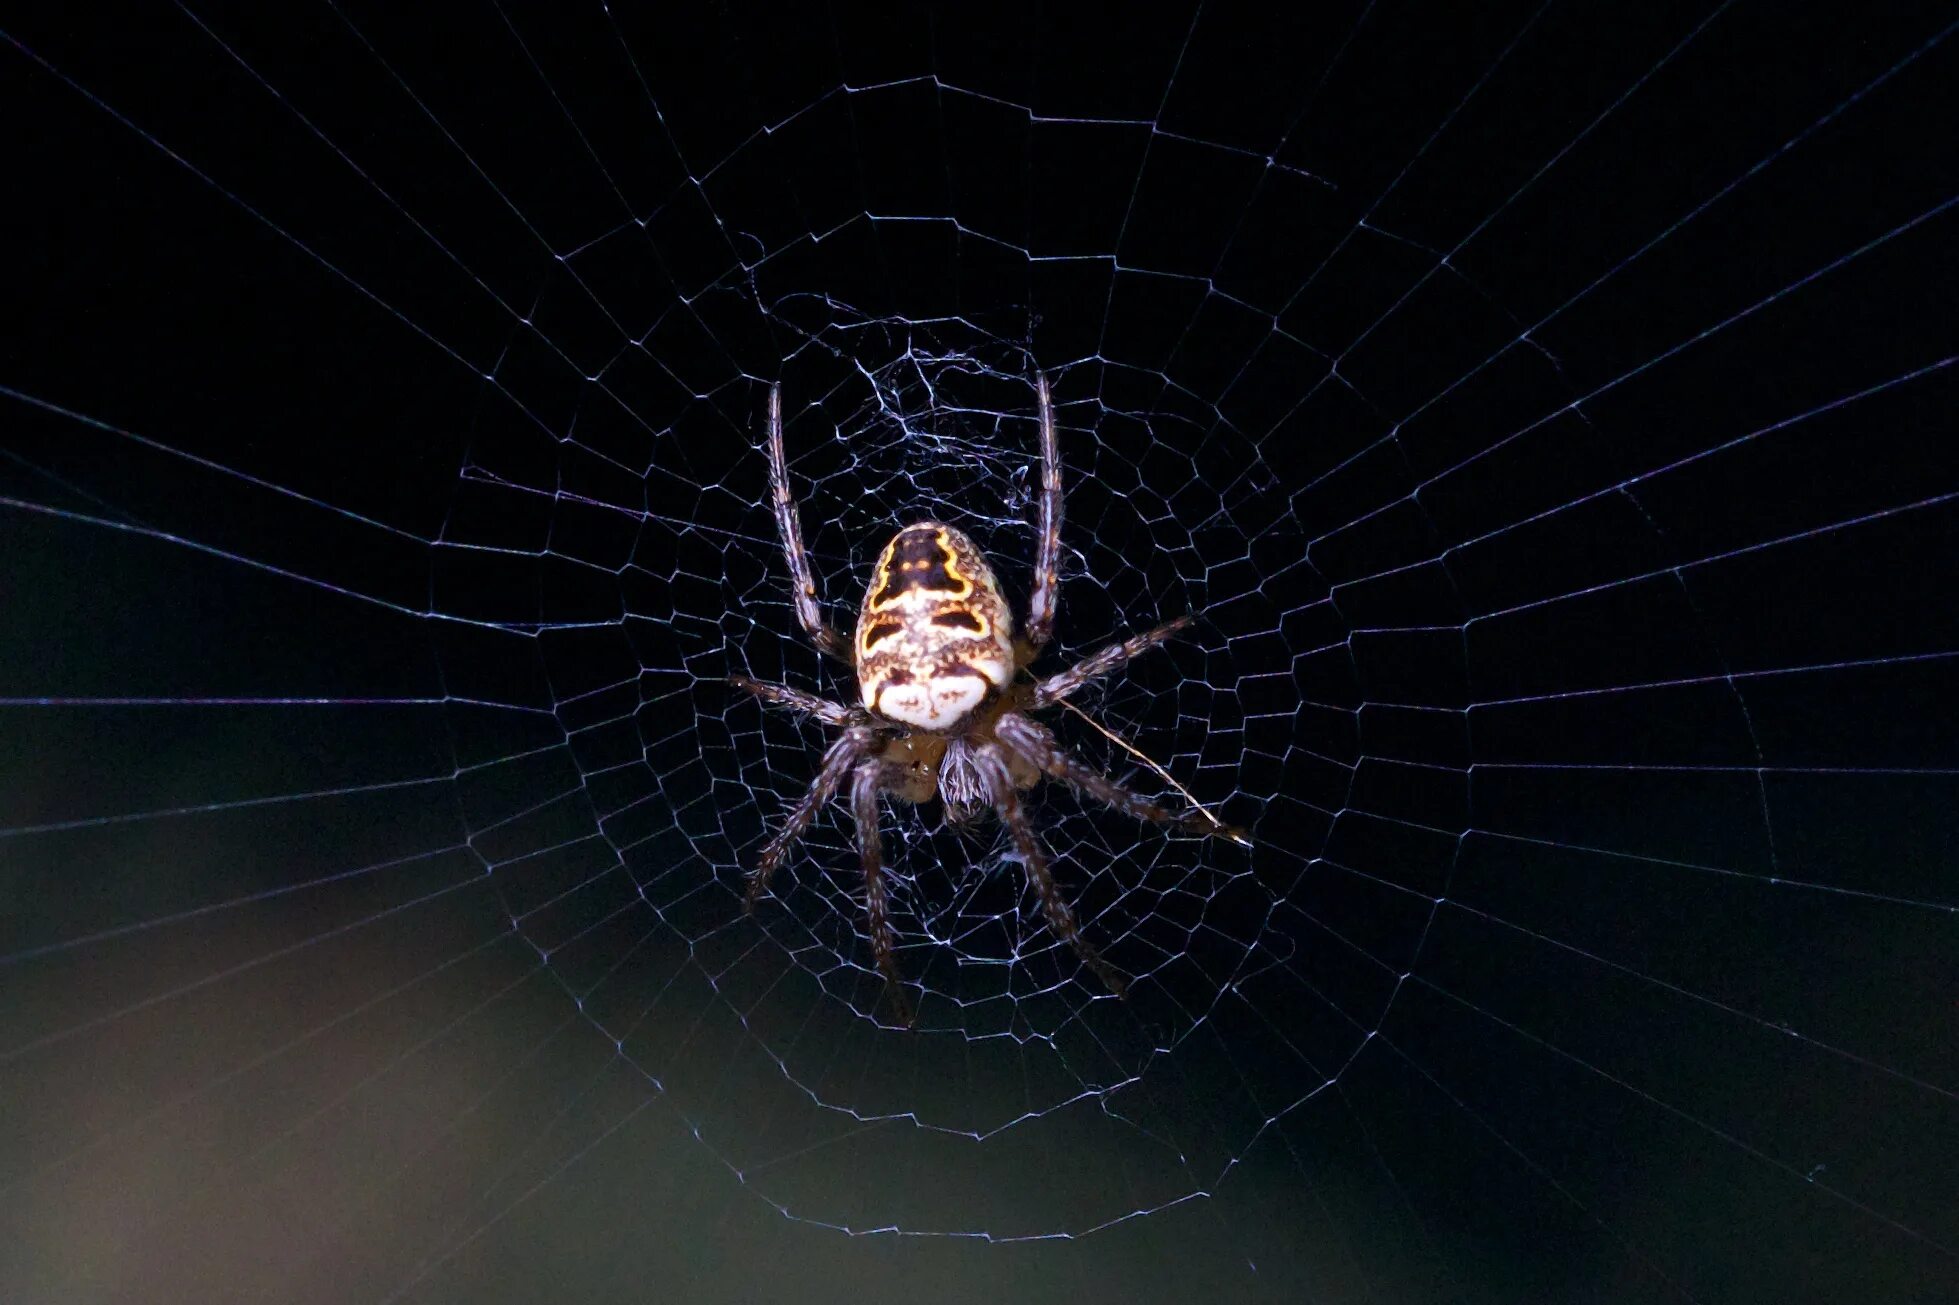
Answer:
[3,4,1955,1303]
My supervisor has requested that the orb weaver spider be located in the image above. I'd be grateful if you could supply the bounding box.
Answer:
[732,376,1243,1025]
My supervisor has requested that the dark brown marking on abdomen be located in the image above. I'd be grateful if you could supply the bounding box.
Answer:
[871,525,965,606]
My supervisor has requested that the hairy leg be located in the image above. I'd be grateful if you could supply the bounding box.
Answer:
[746,723,878,909]
[1032,615,1190,708]
[763,383,849,661]
[851,760,914,1027]
[994,710,1242,841]
[1022,372,1064,658]
[975,741,1128,998]
[728,674,863,728]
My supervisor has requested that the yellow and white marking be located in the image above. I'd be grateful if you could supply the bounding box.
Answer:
[855,522,1015,731]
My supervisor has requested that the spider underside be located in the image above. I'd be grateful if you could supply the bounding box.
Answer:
[732,375,1241,1026]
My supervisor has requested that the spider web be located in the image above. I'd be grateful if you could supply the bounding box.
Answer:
[3,4,1956,1302]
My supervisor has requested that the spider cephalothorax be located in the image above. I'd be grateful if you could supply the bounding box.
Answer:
[731,376,1244,1026]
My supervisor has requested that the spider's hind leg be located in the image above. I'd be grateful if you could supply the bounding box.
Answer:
[1021,372,1064,659]
[728,674,862,728]
[1032,616,1191,708]
[762,383,850,662]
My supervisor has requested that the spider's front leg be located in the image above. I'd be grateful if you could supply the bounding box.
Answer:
[974,741,1129,998]
[746,723,879,910]
[851,759,915,1027]
[995,710,1247,844]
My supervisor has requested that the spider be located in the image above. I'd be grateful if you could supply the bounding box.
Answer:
[731,375,1244,1026]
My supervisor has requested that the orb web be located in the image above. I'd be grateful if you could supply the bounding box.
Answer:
[3,4,1955,1301]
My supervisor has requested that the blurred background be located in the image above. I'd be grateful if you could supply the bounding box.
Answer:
[3,4,1955,1302]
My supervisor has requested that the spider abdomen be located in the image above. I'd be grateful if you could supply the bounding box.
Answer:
[856,522,1014,730]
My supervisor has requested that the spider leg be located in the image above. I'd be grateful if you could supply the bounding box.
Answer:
[995,710,1244,842]
[746,723,878,910]
[728,674,863,728]
[1021,372,1063,659]
[851,759,915,1027]
[975,741,1128,998]
[1032,615,1191,708]
[764,383,850,662]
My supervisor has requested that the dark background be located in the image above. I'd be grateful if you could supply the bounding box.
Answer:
[3,4,1955,1303]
